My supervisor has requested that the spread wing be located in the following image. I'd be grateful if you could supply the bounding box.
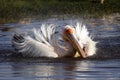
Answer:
[12,24,58,58]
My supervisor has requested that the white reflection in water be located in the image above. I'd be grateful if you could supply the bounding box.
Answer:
[0,58,120,80]
[10,59,94,80]
[11,60,78,80]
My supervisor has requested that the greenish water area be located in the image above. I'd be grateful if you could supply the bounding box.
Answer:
[0,0,120,23]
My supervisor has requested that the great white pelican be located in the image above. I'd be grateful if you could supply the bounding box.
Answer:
[12,22,97,58]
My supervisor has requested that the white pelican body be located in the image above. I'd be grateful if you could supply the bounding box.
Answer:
[12,22,97,58]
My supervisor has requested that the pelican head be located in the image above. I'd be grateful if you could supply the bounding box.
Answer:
[63,25,88,58]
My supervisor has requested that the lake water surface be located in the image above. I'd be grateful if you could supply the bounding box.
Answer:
[0,16,120,80]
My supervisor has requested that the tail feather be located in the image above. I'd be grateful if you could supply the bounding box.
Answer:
[12,33,27,51]
[12,33,27,43]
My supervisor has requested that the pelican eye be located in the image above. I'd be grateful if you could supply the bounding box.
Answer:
[83,47,86,51]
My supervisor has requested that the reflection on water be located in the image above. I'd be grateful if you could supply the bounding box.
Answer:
[0,58,120,80]
[0,15,120,79]
[11,59,77,80]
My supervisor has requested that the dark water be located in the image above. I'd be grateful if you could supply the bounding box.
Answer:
[0,16,120,80]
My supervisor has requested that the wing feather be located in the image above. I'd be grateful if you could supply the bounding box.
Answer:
[32,24,56,47]
[12,35,58,58]
[73,22,97,56]
[12,24,58,58]
[74,22,89,44]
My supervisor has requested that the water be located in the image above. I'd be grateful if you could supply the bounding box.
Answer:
[0,58,120,80]
[0,16,120,80]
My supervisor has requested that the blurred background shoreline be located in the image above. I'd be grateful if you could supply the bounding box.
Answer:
[0,0,120,24]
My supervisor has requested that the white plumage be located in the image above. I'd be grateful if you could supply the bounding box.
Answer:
[12,22,97,58]
[72,23,97,56]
